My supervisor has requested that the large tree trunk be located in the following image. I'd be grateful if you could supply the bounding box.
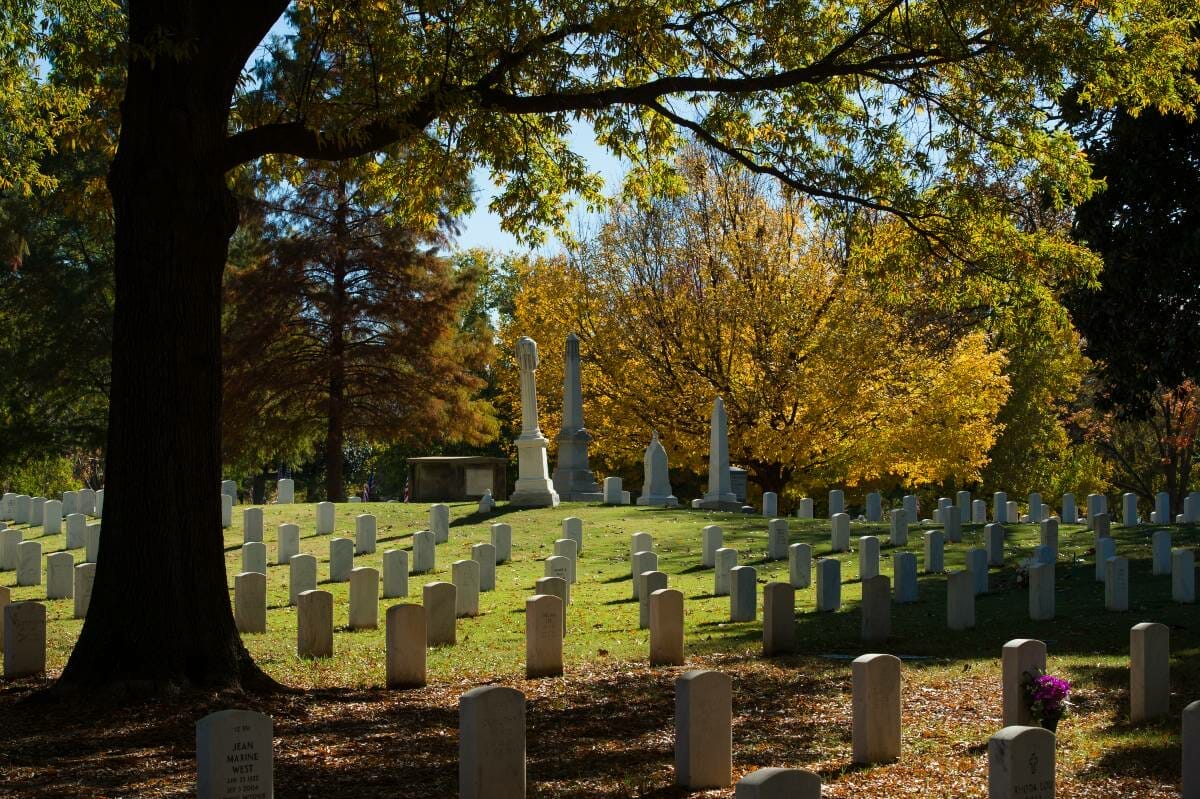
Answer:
[323,195,350,502]
[58,1,285,693]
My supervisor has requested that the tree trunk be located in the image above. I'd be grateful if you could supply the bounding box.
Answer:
[58,1,285,693]
[323,194,349,502]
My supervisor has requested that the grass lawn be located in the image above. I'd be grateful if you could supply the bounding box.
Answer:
[1,500,1196,797]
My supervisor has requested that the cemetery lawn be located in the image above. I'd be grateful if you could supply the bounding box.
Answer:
[1,502,1196,797]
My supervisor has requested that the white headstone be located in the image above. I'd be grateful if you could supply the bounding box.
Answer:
[241,542,267,576]
[986,523,1005,567]
[42,500,62,535]
[459,686,526,797]
[650,588,685,666]
[674,670,732,789]
[923,530,944,573]
[490,523,512,563]
[1155,492,1171,529]
[196,709,273,799]
[0,528,22,570]
[3,601,46,678]
[1028,562,1055,621]
[1173,548,1196,603]
[525,593,564,677]
[967,547,989,595]
[385,604,426,687]
[947,570,975,631]
[852,653,901,764]
[84,522,101,564]
[348,567,379,629]
[429,504,450,544]
[471,543,497,592]
[243,507,264,544]
[73,562,96,618]
[858,536,880,581]
[767,518,789,560]
[1061,492,1077,524]
[452,559,480,617]
[220,493,233,529]
[355,514,377,554]
[1130,622,1170,722]
[763,491,779,518]
[714,547,737,596]
[602,476,624,505]
[788,543,811,589]
[234,571,267,634]
[46,551,74,599]
[972,498,987,524]
[893,553,918,604]
[828,489,845,517]
[276,524,300,566]
[889,509,908,546]
[553,538,578,584]
[328,537,353,582]
[735,768,821,799]
[411,530,435,574]
[702,525,722,568]
[65,512,86,549]
[276,478,294,504]
[830,512,850,552]
[1039,517,1059,559]
[815,558,841,612]
[1095,537,1116,582]
[562,516,584,554]
[1105,557,1129,611]
[288,554,317,606]
[424,581,457,646]
[865,492,882,522]
[796,498,814,519]
[382,549,408,598]
[860,575,891,643]
[988,726,1054,799]
[762,582,794,656]
[630,551,657,599]
[16,540,41,586]
[1002,638,1047,727]
[296,589,333,658]
[315,501,335,535]
[993,491,1008,523]
[639,570,669,628]
[729,565,756,622]
[1122,492,1138,526]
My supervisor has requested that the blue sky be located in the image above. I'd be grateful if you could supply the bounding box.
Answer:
[452,123,629,255]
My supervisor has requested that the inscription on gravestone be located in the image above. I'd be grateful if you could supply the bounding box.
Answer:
[196,709,273,799]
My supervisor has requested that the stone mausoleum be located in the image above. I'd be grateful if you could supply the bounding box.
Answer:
[405,456,508,502]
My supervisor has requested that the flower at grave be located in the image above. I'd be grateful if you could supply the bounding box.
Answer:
[1022,669,1071,731]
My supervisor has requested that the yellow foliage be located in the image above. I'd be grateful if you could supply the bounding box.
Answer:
[502,151,1011,498]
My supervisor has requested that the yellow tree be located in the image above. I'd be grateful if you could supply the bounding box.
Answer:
[505,149,1012,503]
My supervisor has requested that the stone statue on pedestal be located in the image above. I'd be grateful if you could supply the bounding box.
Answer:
[552,333,603,501]
[509,337,560,508]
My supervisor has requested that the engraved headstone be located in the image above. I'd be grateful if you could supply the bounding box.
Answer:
[3,601,46,678]
[525,594,564,678]
[852,653,901,764]
[423,581,456,646]
[459,686,526,798]
[296,590,333,658]
[348,567,380,630]
[987,726,1054,799]
[288,554,317,606]
[385,604,426,688]
[788,542,811,589]
[382,549,408,598]
[1130,621,1169,722]
[650,588,685,666]
[196,709,273,799]
[893,552,918,604]
[714,547,737,596]
[815,558,841,612]
[234,572,267,634]
[490,523,512,563]
[1002,639,1047,727]
[355,514,376,554]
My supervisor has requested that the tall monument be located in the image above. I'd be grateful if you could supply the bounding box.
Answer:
[510,337,560,507]
[552,333,603,501]
[637,431,678,507]
[699,397,739,510]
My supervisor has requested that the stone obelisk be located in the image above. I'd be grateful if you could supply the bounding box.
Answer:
[699,397,739,510]
[509,337,560,507]
[552,333,603,501]
[637,431,678,507]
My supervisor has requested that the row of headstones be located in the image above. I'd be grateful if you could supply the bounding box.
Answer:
[195,676,833,799]
[1,518,101,578]
[221,478,305,505]
[0,491,101,526]
[195,644,1200,799]
[779,488,1200,527]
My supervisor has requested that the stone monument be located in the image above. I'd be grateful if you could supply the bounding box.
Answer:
[637,431,678,507]
[509,337,560,508]
[699,397,739,510]
[552,333,603,501]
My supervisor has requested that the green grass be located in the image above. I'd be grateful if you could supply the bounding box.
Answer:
[5,501,1197,688]
[2,502,1197,796]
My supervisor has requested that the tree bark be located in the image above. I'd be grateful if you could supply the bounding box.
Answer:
[58,1,286,693]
